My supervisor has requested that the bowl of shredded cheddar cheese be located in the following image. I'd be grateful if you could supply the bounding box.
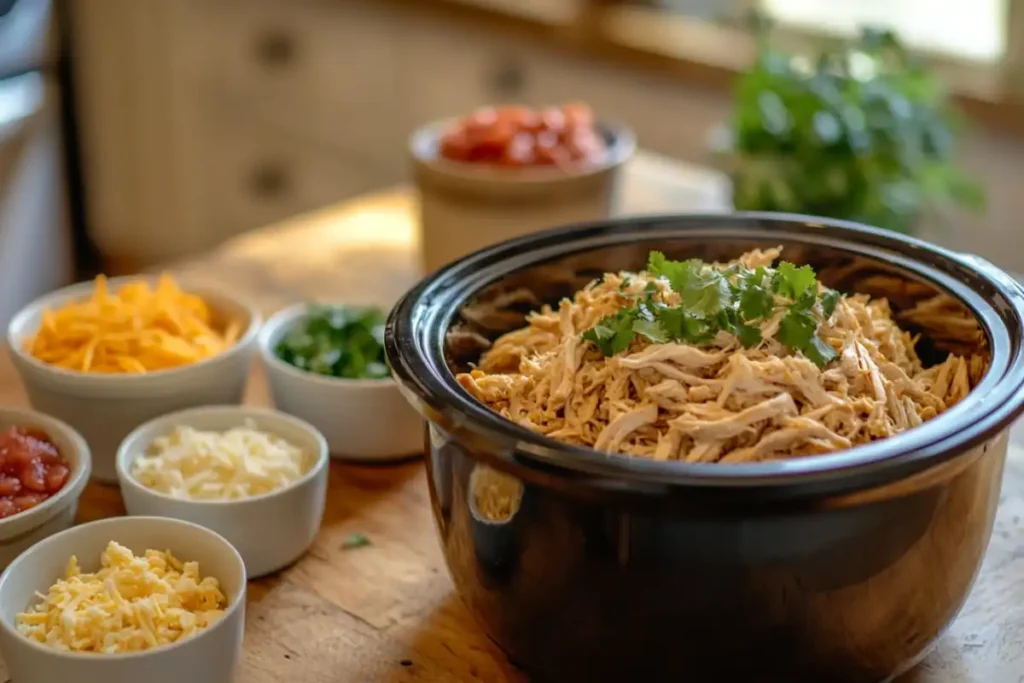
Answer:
[0,515,245,683]
[6,274,261,483]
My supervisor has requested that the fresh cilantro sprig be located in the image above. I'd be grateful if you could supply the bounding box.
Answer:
[580,252,840,367]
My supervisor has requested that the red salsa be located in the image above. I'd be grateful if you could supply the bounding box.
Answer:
[438,103,607,169]
[0,426,70,518]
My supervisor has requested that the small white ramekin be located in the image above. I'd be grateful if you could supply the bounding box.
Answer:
[258,302,424,461]
[0,515,246,683]
[0,408,91,571]
[116,405,328,578]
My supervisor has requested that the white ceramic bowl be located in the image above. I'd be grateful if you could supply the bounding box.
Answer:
[0,408,91,571]
[7,276,261,483]
[0,515,246,683]
[410,116,636,274]
[257,303,424,461]
[116,405,328,578]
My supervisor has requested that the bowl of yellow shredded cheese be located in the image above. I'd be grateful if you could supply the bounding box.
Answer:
[0,515,245,683]
[116,405,329,578]
[6,274,261,483]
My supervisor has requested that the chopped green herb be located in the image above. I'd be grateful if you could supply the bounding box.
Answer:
[632,317,670,344]
[772,262,818,301]
[581,252,841,368]
[735,323,763,348]
[777,308,817,350]
[647,251,701,294]
[275,304,391,380]
[738,268,775,321]
[804,336,840,368]
[680,268,732,317]
[342,532,371,549]
[581,307,637,356]
[820,289,841,318]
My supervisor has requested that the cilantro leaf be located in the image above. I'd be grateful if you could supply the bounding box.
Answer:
[342,532,371,549]
[680,268,733,317]
[736,323,763,348]
[778,308,817,350]
[583,251,840,367]
[658,306,715,344]
[632,318,669,343]
[778,308,837,368]
[804,336,839,367]
[275,304,390,380]
[647,251,701,294]
[738,269,775,321]
[582,308,637,355]
[773,262,818,301]
[820,288,841,317]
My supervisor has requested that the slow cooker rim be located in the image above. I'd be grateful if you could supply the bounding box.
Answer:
[386,212,1024,490]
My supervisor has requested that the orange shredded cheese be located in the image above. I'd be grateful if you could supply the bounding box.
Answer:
[24,274,241,373]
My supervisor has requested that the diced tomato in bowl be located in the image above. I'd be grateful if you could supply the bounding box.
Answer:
[438,103,609,169]
[0,409,90,570]
[0,427,72,517]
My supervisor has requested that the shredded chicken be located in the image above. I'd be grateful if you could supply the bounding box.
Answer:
[456,249,988,464]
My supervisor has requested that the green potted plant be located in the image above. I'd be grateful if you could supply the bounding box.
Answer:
[715,21,984,234]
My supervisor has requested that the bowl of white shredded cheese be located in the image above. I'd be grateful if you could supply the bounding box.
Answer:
[0,515,245,683]
[115,406,329,578]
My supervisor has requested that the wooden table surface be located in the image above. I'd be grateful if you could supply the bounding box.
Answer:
[1,154,1022,682]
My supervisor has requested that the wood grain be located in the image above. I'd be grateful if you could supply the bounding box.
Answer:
[1,155,1021,681]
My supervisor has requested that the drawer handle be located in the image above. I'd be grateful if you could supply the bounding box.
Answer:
[254,29,297,68]
[249,161,290,199]
[489,56,526,96]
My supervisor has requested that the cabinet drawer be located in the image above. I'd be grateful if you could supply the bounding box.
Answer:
[201,111,387,239]
[179,0,399,126]
[215,94,408,184]
[395,13,547,130]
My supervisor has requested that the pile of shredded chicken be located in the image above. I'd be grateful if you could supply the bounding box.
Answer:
[456,248,987,463]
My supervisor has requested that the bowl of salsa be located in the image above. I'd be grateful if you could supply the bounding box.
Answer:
[0,408,90,570]
[410,103,635,274]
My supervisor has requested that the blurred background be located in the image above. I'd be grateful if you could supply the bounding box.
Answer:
[0,0,1020,323]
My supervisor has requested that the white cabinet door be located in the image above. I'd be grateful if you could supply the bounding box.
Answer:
[178,0,402,169]
[394,11,549,133]
[199,103,389,241]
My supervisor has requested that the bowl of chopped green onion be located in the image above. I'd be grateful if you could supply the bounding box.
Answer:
[257,303,423,460]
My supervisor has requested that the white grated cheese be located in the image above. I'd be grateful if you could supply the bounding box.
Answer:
[15,541,226,653]
[131,420,310,500]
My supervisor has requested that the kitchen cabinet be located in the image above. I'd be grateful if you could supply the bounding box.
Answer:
[69,0,733,267]
[394,14,542,125]
[200,101,389,237]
